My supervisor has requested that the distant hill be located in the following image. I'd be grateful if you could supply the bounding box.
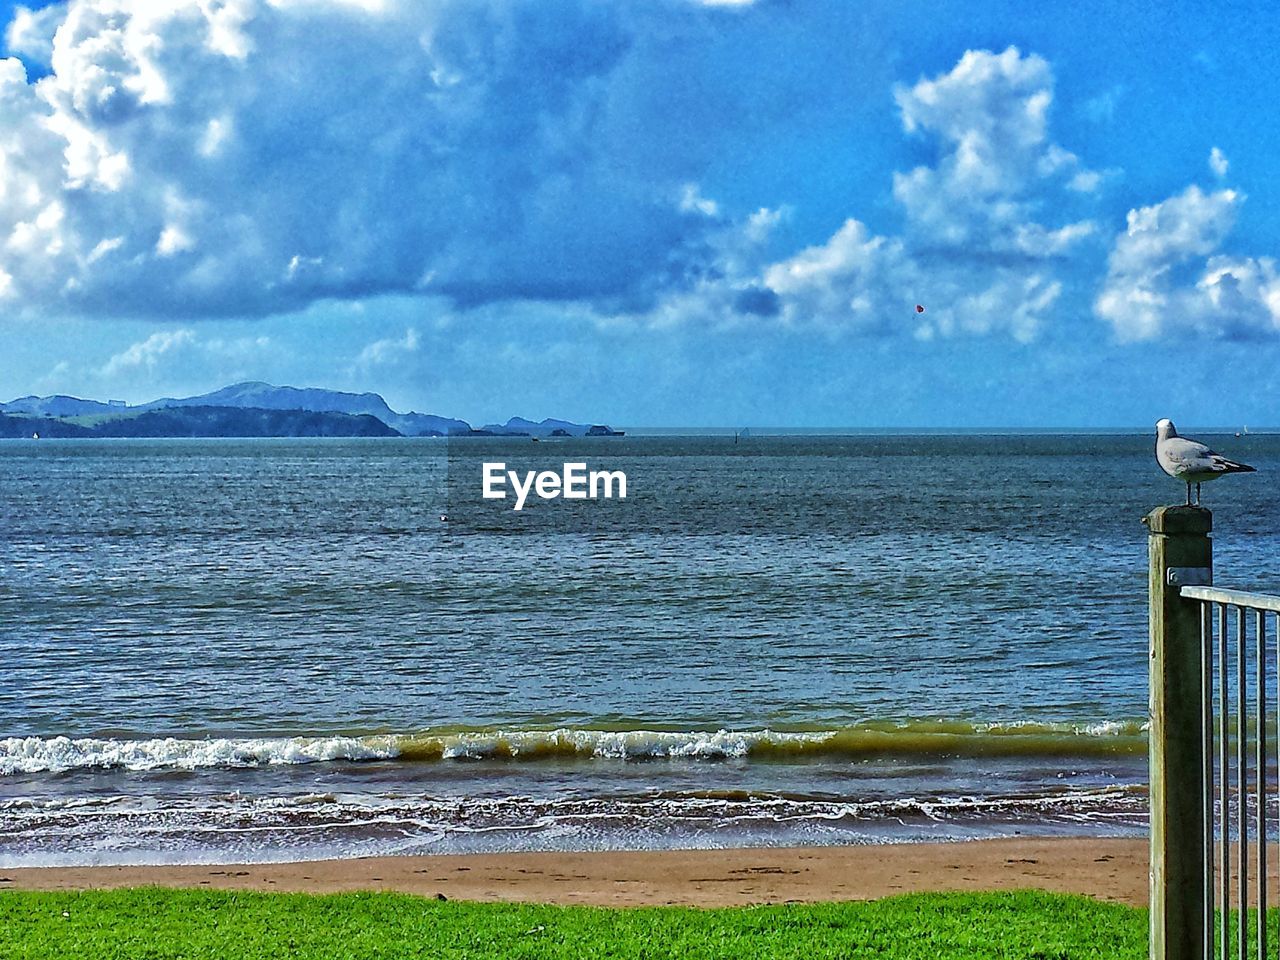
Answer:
[0,395,123,417]
[480,417,589,437]
[138,382,468,437]
[476,417,625,437]
[2,382,621,439]
[1,407,398,439]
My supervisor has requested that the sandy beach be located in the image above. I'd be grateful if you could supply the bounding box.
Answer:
[0,838,1159,907]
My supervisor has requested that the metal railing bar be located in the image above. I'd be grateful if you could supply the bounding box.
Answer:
[1237,604,1248,960]
[1221,601,1231,960]
[1256,607,1267,960]
[1202,601,1215,960]
[1183,586,1280,616]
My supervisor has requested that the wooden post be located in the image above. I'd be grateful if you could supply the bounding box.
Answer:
[1145,505,1212,960]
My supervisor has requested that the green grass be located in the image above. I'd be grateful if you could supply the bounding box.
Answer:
[0,889,1150,959]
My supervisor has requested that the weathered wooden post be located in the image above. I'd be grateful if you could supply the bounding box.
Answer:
[1145,505,1212,960]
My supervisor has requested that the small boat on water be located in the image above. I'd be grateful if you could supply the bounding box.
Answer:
[31,431,39,440]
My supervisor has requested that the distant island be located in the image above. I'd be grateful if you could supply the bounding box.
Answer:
[0,382,624,439]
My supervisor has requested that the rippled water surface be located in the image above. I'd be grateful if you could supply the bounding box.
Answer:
[2,434,1277,864]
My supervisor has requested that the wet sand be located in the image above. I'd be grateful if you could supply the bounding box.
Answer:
[0,838,1155,906]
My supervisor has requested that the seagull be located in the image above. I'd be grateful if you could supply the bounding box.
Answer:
[1155,418,1256,505]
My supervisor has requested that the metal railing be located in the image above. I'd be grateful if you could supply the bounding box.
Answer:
[1180,585,1275,960]
[1146,505,1277,960]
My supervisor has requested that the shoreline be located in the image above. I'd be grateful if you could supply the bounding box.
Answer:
[0,838,1157,907]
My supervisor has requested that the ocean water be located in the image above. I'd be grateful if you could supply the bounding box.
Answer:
[2,433,1278,867]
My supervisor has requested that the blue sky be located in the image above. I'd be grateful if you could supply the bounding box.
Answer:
[1,0,1278,427]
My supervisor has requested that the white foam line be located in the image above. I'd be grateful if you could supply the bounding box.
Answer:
[0,721,1151,774]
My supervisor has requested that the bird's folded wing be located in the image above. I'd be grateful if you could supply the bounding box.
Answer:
[1209,455,1256,473]
[1162,437,1215,463]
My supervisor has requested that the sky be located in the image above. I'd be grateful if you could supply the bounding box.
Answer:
[1,0,1279,428]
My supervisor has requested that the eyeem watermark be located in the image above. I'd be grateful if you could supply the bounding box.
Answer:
[482,462,627,511]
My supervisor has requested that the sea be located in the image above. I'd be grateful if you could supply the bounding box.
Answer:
[2,432,1278,868]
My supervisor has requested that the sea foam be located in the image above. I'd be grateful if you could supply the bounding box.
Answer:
[0,720,1148,775]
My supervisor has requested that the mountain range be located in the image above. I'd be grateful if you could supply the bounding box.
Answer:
[0,382,620,438]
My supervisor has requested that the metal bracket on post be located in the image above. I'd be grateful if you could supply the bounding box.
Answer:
[1167,567,1212,588]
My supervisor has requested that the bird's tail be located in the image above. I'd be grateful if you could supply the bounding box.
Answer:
[1219,458,1257,473]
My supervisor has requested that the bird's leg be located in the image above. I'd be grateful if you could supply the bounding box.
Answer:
[1186,482,1193,506]
[1196,482,1202,506]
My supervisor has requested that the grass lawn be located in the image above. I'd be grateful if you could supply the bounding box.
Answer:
[0,889,1154,959]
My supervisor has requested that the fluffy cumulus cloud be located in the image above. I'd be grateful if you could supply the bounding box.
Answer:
[100,328,197,376]
[97,327,273,377]
[1096,185,1280,340]
[638,47,1280,345]
[357,327,419,366]
[669,47,1098,341]
[892,47,1097,255]
[0,0,735,319]
[6,9,1277,348]
[5,3,65,65]
[761,220,910,334]
[842,56,1278,344]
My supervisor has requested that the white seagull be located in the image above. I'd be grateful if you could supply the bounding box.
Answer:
[1155,418,1256,505]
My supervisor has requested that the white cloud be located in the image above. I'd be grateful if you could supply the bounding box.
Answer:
[1095,185,1280,340]
[757,217,1064,343]
[92,328,272,384]
[357,327,420,366]
[762,219,909,333]
[37,359,71,388]
[656,47,1092,341]
[679,183,719,218]
[100,329,197,376]
[4,3,65,65]
[156,225,194,257]
[205,334,272,358]
[0,0,731,319]
[1108,186,1237,275]
[10,13,1267,349]
[1068,169,1103,193]
[890,47,1096,259]
[1209,146,1229,178]
[197,115,232,158]
[612,198,791,332]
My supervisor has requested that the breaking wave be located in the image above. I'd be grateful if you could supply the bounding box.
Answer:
[0,719,1148,775]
